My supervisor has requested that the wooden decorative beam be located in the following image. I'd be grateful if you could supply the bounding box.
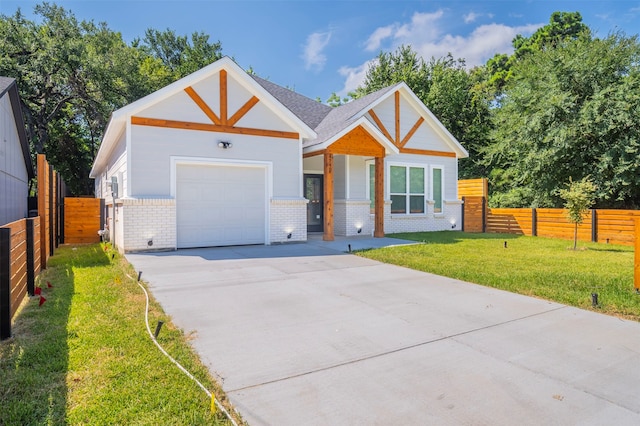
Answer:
[323,152,334,241]
[131,116,299,139]
[220,69,228,123]
[227,96,259,127]
[399,147,457,157]
[184,87,222,125]
[368,109,393,144]
[399,116,424,148]
[326,125,385,157]
[395,91,400,145]
[303,150,326,158]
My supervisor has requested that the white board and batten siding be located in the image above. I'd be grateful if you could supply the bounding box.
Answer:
[0,92,29,224]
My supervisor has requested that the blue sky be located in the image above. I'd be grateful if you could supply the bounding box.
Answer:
[2,1,640,101]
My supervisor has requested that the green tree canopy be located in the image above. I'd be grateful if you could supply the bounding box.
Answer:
[485,32,640,208]
[486,11,589,93]
[0,2,223,194]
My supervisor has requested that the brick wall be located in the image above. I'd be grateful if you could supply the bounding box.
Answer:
[270,198,307,243]
[383,200,462,234]
[119,198,176,252]
[335,200,372,236]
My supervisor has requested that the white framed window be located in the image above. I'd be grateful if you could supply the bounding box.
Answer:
[431,166,444,214]
[389,164,426,214]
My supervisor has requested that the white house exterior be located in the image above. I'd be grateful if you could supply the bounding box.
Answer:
[90,57,467,252]
[0,77,33,225]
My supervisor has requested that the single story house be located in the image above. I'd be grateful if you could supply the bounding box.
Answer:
[90,57,467,252]
[0,77,34,225]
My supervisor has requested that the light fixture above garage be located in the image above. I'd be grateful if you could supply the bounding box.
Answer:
[218,141,232,149]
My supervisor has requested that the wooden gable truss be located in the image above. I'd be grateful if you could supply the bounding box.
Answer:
[368,91,456,158]
[131,70,300,139]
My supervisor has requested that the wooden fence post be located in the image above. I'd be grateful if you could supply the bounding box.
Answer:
[26,218,35,296]
[481,196,487,233]
[591,209,598,243]
[49,166,54,256]
[461,197,466,232]
[532,208,537,237]
[0,228,11,340]
[635,218,640,292]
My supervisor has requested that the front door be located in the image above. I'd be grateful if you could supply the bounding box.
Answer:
[304,174,323,232]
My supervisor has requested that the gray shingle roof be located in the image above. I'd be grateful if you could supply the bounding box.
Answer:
[251,75,332,130]
[308,84,400,147]
[252,74,400,147]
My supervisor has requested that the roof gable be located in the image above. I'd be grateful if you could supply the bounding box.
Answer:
[0,77,34,179]
[91,57,315,177]
[350,83,468,158]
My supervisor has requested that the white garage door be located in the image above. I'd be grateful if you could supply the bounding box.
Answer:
[176,164,267,248]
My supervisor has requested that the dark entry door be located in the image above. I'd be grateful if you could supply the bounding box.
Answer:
[304,174,323,232]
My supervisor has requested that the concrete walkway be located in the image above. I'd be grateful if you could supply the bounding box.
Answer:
[126,238,640,425]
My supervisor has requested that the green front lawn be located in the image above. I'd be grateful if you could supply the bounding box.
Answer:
[0,244,239,425]
[358,232,640,321]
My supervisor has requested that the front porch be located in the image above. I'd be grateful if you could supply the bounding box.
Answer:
[303,123,396,242]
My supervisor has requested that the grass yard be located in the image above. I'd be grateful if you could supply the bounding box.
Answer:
[0,243,239,426]
[358,232,640,321]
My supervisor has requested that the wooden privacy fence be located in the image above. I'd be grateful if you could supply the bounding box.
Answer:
[482,208,640,245]
[0,218,41,340]
[37,154,65,267]
[461,196,486,233]
[64,198,103,244]
[458,178,640,245]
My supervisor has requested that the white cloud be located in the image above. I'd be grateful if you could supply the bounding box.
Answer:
[412,23,542,68]
[338,60,377,95]
[337,11,543,95]
[464,12,479,24]
[302,31,332,71]
[464,12,495,23]
[365,25,394,51]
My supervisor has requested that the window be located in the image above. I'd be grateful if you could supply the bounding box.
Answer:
[432,167,443,214]
[390,165,425,214]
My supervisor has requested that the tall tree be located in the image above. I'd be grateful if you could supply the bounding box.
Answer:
[485,11,589,94]
[485,32,640,208]
[0,2,223,194]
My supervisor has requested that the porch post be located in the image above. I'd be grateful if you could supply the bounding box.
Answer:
[323,152,334,241]
[374,156,385,237]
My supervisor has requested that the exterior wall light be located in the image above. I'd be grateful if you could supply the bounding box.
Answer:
[218,141,232,149]
[287,233,292,239]
[450,218,457,229]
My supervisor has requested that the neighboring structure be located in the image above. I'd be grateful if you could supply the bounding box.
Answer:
[90,57,467,252]
[0,77,34,225]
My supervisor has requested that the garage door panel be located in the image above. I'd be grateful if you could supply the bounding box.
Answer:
[177,164,267,248]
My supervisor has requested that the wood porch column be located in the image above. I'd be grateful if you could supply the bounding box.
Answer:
[374,156,385,237]
[323,152,334,241]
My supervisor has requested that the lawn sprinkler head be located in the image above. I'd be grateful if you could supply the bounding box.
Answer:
[591,292,599,307]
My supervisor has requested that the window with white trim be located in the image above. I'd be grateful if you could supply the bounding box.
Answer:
[390,165,426,214]
[431,166,443,214]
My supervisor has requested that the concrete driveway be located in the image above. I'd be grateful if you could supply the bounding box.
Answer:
[126,237,640,425]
